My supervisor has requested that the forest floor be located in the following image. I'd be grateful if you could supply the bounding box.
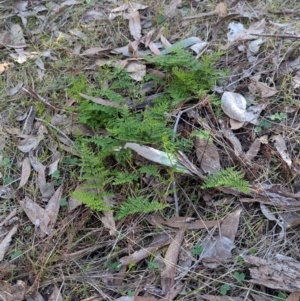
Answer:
[1,0,300,301]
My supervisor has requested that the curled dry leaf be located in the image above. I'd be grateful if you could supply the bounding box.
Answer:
[195,136,220,174]
[149,215,222,230]
[0,224,18,262]
[161,229,185,294]
[119,233,171,266]
[214,2,228,17]
[245,138,261,161]
[221,92,246,121]
[17,134,44,153]
[19,197,50,236]
[101,211,117,236]
[48,285,64,301]
[272,134,292,167]
[124,143,189,173]
[201,209,241,268]
[129,10,141,40]
[125,61,146,81]
[0,280,27,301]
[164,0,182,18]
[18,157,31,188]
[248,74,278,98]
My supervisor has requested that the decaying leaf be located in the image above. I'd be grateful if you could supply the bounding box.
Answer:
[0,63,11,74]
[46,186,63,229]
[202,296,244,301]
[79,93,127,109]
[124,143,190,173]
[0,224,18,262]
[0,280,27,301]
[18,157,31,188]
[221,92,246,121]
[129,10,141,40]
[242,254,300,292]
[125,61,146,81]
[201,209,241,268]
[149,215,222,230]
[48,285,64,301]
[17,134,44,153]
[286,292,300,301]
[245,138,261,161]
[195,136,220,174]
[248,74,278,98]
[120,233,171,266]
[164,0,181,18]
[272,134,292,167]
[161,229,185,294]
[101,211,117,236]
[214,2,227,17]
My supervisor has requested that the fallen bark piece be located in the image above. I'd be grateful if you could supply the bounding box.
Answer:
[242,254,300,292]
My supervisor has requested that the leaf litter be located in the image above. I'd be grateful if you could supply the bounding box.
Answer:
[2,0,300,300]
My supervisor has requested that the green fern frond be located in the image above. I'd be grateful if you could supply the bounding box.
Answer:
[201,167,250,193]
[139,165,159,177]
[113,171,139,185]
[115,196,168,220]
[71,190,111,211]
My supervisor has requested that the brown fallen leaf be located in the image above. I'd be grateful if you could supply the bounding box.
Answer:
[19,197,50,236]
[0,280,27,301]
[272,134,292,167]
[214,2,228,17]
[286,291,300,301]
[125,61,146,81]
[201,209,241,268]
[202,296,244,301]
[101,211,117,236]
[48,284,64,301]
[18,157,31,188]
[248,74,278,98]
[195,136,220,174]
[161,229,185,294]
[46,185,63,230]
[149,215,222,230]
[0,224,18,262]
[242,254,300,292]
[119,233,171,266]
[164,0,182,18]
[79,93,127,109]
[17,134,44,153]
[129,10,141,40]
[245,138,261,162]
[0,63,11,74]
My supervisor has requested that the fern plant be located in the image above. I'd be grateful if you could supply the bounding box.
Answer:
[201,167,250,193]
[69,48,227,219]
[115,196,168,220]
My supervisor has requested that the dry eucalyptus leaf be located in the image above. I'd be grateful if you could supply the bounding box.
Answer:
[286,291,300,301]
[125,61,146,81]
[0,224,18,262]
[248,75,278,98]
[18,157,31,188]
[101,211,117,236]
[164,0,182,18]
[48,285,64,301]
[221,92,246,121]
[46,185,63,227]
[0,280,27,301]
[201,209,241,268]
[245,138,261,161]
[272,135,291,167]
[0,63,11,74]
[129,10,141,40]
[195,136,220,174]
[161,229,185,293]
[17,134,44,153]
[8,82,23,96]
[10,24,26,46]
[19,197,50,236]
[214,2,227,17]
[202,296,244,301]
